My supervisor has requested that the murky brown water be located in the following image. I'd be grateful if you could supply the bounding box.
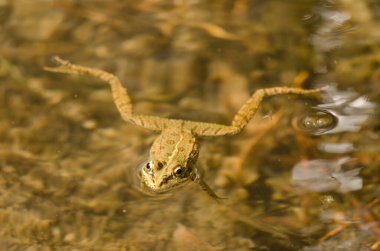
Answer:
[1,1,380,250]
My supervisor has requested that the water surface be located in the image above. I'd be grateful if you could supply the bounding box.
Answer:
[1,1,379,250]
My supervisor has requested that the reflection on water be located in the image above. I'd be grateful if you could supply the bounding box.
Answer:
[317,85,377,134]
[312,9,353,53]
[317,142,355,154]
[292,157,362,193]
[292,85,376,193]
[297,85,377,136]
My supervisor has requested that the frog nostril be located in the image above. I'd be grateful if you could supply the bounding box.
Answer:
[157,161,164,169]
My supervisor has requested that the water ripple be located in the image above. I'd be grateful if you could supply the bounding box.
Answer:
[296,85,377,135]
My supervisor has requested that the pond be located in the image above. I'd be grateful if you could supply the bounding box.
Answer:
[1,0,379,250]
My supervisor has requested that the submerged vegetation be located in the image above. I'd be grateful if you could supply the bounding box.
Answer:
[0,0,379,250]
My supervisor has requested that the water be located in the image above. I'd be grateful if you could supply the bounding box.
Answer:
[1,1,379,250]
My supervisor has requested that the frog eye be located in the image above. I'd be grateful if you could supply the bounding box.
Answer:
[144,161,153,173]
[173,166,183,177]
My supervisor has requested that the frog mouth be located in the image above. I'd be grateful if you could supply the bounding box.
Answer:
[139,175,190,195]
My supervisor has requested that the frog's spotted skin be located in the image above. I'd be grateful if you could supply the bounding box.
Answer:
[45,57,321,199]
